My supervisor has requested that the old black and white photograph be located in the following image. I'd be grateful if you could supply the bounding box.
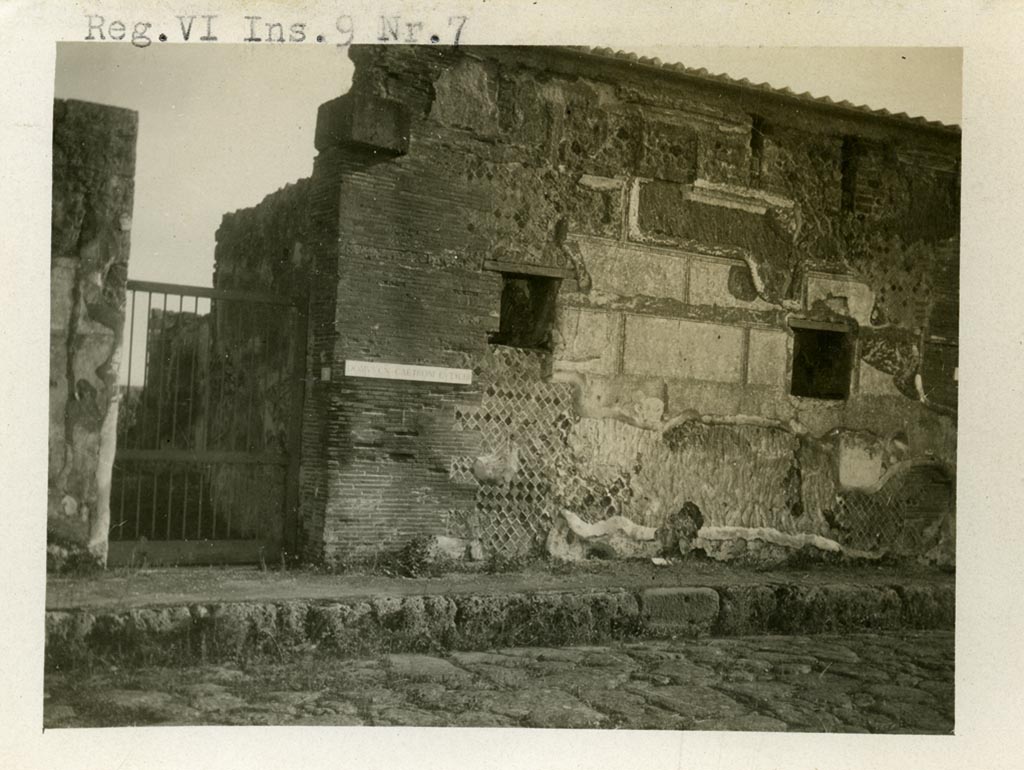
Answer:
[42,37,961,733]
[5,2,1024,769]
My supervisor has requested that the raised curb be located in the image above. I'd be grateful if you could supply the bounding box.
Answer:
[45,581,954,669]
[640,587,719,635]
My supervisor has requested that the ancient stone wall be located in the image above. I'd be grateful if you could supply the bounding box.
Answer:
[49,99,138,570]
[210,182,311,554]
[229,46,959,566]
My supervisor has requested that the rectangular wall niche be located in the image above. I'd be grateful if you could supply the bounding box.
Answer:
[490,273,559,350]
[790,322,854,400]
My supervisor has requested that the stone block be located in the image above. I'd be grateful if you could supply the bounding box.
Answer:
[575,238,688,300]
[858,360,900,396]
[746,328,789,388]
[431,58,499,136]
[665,379,745,416]
[696,126,751,186]
[553,306,621,375]
[634,180,791,264]
[806,275,875,325]
[640,587,720,636]
[771,585,903,634]
[638,118,698,183]
[557,85,641,177]
[315,94,410,155]
[623,316,744,383]
[712,585,778,635]
[898,584,955,629]
[689,258,775,310]
[569,176,624,239]
[837,433,884,489]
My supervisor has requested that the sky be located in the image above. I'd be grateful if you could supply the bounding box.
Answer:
[54,44,962,289]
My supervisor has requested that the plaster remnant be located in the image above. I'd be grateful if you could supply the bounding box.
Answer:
[546,508,660,562]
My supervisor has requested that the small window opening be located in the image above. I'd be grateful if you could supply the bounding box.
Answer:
[750,115,768,187]
[840,136,859,212]
[490,273,559,350]
[790,325,853,400]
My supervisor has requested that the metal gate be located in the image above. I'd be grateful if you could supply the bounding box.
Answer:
[108,280,306,566]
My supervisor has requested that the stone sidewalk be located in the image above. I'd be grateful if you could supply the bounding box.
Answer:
[44,631,954,732]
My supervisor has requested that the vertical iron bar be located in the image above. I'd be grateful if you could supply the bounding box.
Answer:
[211,468,219,539]
[134,469,142,539]
[226,463,235,539]
[137,292,153,450]
[153,293,168,450]
[182,467,190,540]
[197,468,204,540]
[150,466,158,538]
[166,295,183,542]
[170,294,184,447]
[187,295,199,448]
[199,298,212,452]
[122,289,136,444]
[166,468,174,541]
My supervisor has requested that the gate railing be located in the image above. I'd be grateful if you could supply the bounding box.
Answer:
[109,279,305,565]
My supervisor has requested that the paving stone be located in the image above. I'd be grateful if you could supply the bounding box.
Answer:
[470,688,594,722]
[104,689,187,722]
[43,704,78,726]
[189,691,248,713]
[466,663,533,688]
[646,659,720,686]
[826,663,892,682]
[201,665,250,683]
[448,710,516,727]
[385,654,476,684]
[697,713,789,732]
[576,687,649,718]
[631,706,688,730]
[870,700,952,732]
[525,701,606,729]
[318,699,363,718]
[289,712,366,726]
[626,683,748,723]
[579,650,636,668]
[448,650,519,666]
[733,657,773,673]
[725,671,757,683]
[181,682,229,696]
[263,690,323,707]
[374,706,450,726]
[810,645,861,664]
[531,668,632,691]
[43,631,955,733]
[865,683,932,703]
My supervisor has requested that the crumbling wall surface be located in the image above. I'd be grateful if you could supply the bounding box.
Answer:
[215,179,312,295]
[212,181,314,556]
[49,99,138,570]
[312,46,958,563]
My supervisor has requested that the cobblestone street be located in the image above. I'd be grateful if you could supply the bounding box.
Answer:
[44,630,953,733]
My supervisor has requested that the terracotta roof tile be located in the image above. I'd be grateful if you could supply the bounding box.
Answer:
[567,46,960,133]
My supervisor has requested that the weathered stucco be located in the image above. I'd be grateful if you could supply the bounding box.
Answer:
[49,99,138,570]
[218,46,958,567]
